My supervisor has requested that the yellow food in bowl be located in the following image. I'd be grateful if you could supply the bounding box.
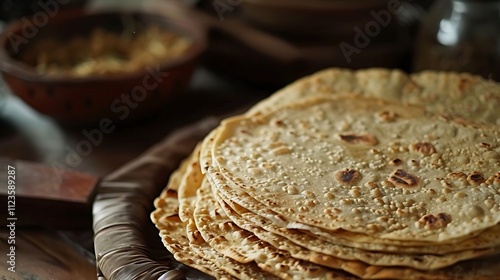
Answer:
[20,25,192,77]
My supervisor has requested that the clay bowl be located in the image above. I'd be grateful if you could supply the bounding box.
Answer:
[0,9,206,125]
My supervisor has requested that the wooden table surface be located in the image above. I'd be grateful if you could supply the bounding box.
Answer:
[0,68,268,279]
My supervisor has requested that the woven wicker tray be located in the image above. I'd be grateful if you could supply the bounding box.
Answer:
[93,117,220,280]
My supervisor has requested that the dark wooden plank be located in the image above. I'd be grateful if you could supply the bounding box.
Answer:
[0,159,99,228]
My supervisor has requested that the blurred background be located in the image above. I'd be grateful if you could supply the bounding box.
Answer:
[1,0,497,85]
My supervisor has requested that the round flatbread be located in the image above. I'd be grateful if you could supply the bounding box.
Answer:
[209,96,500,242]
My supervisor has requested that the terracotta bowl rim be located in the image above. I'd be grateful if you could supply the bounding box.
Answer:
[0,8,207,84]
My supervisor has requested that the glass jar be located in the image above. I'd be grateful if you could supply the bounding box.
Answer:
[413,0,500,80]
[0,22,5,112]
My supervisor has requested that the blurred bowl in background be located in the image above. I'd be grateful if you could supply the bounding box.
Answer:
[0,9,206,125]
[241,0,395,39]
[190,0,413,87]
[199,0,412,87]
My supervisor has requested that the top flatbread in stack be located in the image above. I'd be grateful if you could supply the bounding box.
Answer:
[152,68,500,279]
[208,96,500,241]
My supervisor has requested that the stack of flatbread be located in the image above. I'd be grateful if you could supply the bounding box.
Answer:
[152,68,500,279]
